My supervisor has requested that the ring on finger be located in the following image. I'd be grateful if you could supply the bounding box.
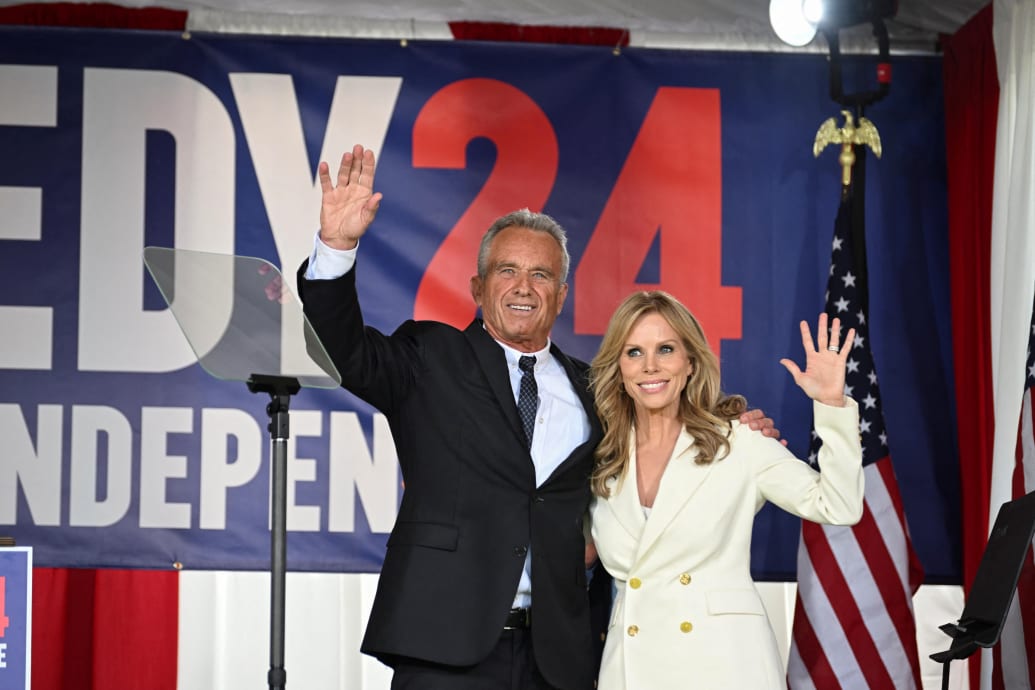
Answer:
[827,345,840,352]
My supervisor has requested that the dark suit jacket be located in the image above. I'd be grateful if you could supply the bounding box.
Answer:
[298,262,605,690]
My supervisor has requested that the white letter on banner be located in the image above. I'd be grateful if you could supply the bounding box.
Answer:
[69,405,132,527]
[285,410,321,532]
[0,403,62,525]
[0,65,57,370]
[79,68,236,373]
[328,412,398,533]
[229,74,401,274]
[199,408,262,530]
[231,74,401,381]
[139,406,192,528]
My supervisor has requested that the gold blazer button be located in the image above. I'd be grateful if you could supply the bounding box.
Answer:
[680,621,693,633]
[627,625,639,636]
[679,573,691,585]
[629,577,641,589]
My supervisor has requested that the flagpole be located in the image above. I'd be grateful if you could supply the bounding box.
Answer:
[849,137,869,315]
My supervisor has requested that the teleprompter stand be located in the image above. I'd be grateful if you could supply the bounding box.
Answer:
[143,247,340,690]
[248,373,301,690]
[930,490,1035,690]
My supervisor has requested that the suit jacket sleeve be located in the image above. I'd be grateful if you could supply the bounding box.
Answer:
[297,258,420,414]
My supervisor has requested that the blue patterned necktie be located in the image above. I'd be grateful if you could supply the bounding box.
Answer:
[517,355,538,448]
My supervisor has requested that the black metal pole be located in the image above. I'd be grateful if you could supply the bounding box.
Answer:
[248,374,301,690]
[850,136,870,315]
[268,397,289,690]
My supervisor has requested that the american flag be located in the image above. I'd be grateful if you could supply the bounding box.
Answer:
[988,298,1035,689]
[786,191,926,689]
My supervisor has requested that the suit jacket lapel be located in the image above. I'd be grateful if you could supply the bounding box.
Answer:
[464,320,528,449]
[634,428,713,564]
[603,448,648,545]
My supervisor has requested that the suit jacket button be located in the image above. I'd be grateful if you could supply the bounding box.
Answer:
[629,577,642,589]
[679,573,691,585]
[627,625,639,636]
[514,546,528,557]
[680,621,693,633]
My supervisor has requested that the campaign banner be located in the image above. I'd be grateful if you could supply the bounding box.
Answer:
[0,547,31,690]
[0,27,959,580]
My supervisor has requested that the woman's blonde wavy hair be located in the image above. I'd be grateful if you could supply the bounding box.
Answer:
[589,291,746,497]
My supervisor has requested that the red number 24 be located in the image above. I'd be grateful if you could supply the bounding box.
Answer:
[412,80,741,358]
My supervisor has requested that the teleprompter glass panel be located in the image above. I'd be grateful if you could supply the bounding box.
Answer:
[143,247,340,389]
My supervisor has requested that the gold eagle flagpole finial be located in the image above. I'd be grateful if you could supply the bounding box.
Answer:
[813,110,882,188]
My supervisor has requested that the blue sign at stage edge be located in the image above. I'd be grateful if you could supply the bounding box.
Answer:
[0,547,31,690]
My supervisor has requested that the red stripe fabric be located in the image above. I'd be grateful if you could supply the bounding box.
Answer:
[32,569,96,690]
[941,6,999,686]
[943,0,998,592]
[32,568,179,690]
[448,21,630,46]
[0,2,186,28]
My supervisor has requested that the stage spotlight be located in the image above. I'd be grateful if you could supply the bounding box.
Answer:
[769,0,818,46]
[769,0,897,46]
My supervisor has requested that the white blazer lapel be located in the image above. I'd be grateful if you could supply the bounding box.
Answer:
[633,428,713,564]
[601,440,648,543]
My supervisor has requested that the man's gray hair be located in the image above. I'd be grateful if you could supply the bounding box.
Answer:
[476,209,571,282]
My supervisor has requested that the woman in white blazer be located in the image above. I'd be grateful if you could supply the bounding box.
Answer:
[588,291,864,690]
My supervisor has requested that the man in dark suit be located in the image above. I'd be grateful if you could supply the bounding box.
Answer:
[297,145,776,689]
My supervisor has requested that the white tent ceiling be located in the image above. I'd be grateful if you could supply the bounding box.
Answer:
[17,0,986,53]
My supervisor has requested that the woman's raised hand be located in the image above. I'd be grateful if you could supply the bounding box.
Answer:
[779,313,856,407]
